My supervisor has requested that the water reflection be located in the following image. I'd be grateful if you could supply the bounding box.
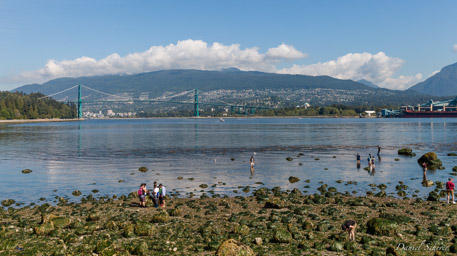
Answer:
[2,118,457,205]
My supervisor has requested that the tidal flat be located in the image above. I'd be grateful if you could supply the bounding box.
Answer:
[1,185,457,256]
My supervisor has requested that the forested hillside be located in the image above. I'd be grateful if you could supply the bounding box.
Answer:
[0,91,76,120]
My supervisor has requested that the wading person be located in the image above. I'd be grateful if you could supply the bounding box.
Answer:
[250,155,255,176]
[371,155,375,170]
[138,183,147,207]
[446,177,455,204]
[342,220,357,241]
[356,153,360,168]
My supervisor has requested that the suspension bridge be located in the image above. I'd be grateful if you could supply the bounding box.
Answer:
[39,84,274,118]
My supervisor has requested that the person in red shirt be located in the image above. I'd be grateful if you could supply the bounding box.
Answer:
[446,178,455,204]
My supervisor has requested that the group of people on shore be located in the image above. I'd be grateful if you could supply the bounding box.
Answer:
[138,181,166,208]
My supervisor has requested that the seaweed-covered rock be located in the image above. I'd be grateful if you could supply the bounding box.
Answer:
[72,190,82,196]
[329,241,344,252]
[264,198,287,209]
[215,239,255,256]
[427,191,440,201]
[398,148,415,156]
[418,152,442,170]
[273,228,293,243]
[21,169,32,174]
[134,221,156,236]
[366,218,398,236]
[123,224,135,237]
[379,213,412,224]
[289,176,300,183]
[235,224,250,236]
[134,241,149,256]
[34,222,55,236]
[138,167,148,172]
[422,180,434,187]
[151,211,169,223]
[52,217,71,228]
[167,207,182,217]
[448,153,457,156]
[1,199,15,207]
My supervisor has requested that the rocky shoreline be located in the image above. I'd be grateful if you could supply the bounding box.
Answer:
[1,185,457,256]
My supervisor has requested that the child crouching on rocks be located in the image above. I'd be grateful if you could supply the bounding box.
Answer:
[342,220,357,241]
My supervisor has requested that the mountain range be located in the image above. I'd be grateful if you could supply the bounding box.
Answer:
[408,62,457,96]
[12,66,454,109]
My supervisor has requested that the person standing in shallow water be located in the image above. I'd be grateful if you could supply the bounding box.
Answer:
[371,155,375,170]
[250,155,255,176]
[356,153,360,168]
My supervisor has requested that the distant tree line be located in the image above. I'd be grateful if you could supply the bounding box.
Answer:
[256,104,399,117]
[0,91,76,120]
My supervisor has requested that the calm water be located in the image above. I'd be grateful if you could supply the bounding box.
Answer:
[1,118,457,206]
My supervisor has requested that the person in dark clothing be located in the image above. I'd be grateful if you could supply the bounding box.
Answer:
[356,153,361,168]
[342,220,357,241]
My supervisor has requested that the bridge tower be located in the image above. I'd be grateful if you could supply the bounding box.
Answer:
[77,84,82,119]
[194,88,199,117]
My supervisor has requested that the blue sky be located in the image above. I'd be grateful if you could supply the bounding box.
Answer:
[1,0,456,91]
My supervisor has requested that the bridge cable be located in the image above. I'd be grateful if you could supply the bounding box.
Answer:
[80,85,131,100]
[38,84,79,100]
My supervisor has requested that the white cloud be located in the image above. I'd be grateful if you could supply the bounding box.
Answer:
[278,52,422,90]
[15,40,307,84]
[266,43,308,60]
[454,44,457,52]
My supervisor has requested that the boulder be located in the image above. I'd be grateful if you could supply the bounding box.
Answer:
[123,224,135,237]
[418,152,442,170]
[21,169,32,174]
[289,176,300,183]
[422,180,434,187]
[235,224,250,236]
[1,199,15,207]
[273,228,293,243]
[398,148,415,156]
[379,213,412,224]
[329,242,344,252]
[151,211,169,223]
[134,221,156,236]
[427,191,440,201]
[264,198,287,209]
[52,217,72,228]
[215,239,255,256]
[72,190,82,196]
[138,167,148,172]
[366,218,398,236]
[34,222,55,236]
